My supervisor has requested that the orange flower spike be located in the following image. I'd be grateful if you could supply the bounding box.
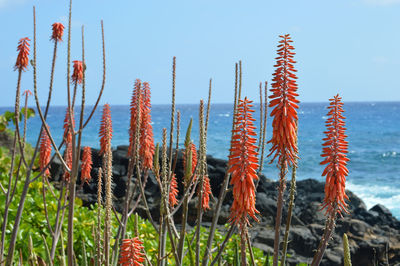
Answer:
[51,22,65,42]
[268,34,299,168]
[128,79,142,157]
[320,94,350,215]
[81,147,93,184]
[71,60,84,85]
[169,173,179,207]
[39,127,52,177]
[183,143,198,182]
[15,37,30,71]
[119,237,146,266]
[139,82,155,170]
[63,142,73,182]
[228,97,259,225]
[63,108,75,143]
[201,175,212,210]
[22,90,33,97]
[99,104,113,155]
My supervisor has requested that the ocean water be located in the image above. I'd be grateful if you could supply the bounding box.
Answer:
[2,102,399,218]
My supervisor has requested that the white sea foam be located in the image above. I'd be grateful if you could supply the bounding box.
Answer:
[347,182,400,218]
[218,113,230,117]
[382,151,398,157]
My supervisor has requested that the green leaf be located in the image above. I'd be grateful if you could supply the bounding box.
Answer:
[21,107,35,120]
[4,111,15,122]
[184,118,193,148]
[185,237,194,266]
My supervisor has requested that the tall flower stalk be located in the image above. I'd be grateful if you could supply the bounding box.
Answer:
[0,36,30,263]
[99,104,113,265]
[228,97,259,265]
[268,34,299,266]
[311,94,349,266]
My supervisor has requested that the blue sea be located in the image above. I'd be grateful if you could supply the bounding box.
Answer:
[2,102,399,218]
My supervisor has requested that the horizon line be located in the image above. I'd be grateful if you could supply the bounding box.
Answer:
[1,100,399,109]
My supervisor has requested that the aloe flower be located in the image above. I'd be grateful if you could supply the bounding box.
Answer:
[128,79,142,157]
[228,97,259,225]
[183,142,197,182]
[119,237,145,266]
[63,108,75,143]
[139,82,155,170]
[63,141,73,181]
[15,37,30,71]
[269,34,300,266]
[22,90,32,97]
[81,147,93,184]
[311,95,350,266]
[39,126,52,177]
[201,175,211,210]
[320,94,349,215]
[169,173,179,207]
[99,104,113,155]
[268,34,299,168]
[71,60,83,85]
[51,22,65,42]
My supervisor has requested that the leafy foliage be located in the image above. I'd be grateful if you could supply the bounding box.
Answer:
[0,108,35,132]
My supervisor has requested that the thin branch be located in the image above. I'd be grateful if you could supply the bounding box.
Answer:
[257,82,263,153]
[247,232,256,266]
[273,159,288,266]
[205,78,212,135]
[311,207,338,266]
[112,206,123,226]
[82,20,106,129]
[281,164,297,266]
[13,70,28,168]
[209,225,235,266]
[258,81,268,174]
[171,110,180,174]
[168,56,176,182]
[50,181,67,260]
[238,60,242,101]
[202,63,239,266]
[136,166,158,232]
[42,177,54,235]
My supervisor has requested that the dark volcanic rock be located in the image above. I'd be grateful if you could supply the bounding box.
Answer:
[50,146,400,265]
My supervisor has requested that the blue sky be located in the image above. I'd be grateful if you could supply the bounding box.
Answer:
[0,0,399,107]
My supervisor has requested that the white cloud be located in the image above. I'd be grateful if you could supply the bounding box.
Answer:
[363,0,400,6]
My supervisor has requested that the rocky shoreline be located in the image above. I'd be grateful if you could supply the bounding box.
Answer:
[49,145,400,265]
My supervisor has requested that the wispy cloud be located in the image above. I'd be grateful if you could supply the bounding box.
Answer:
[363,0,400,6]
[0,0,29,9]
